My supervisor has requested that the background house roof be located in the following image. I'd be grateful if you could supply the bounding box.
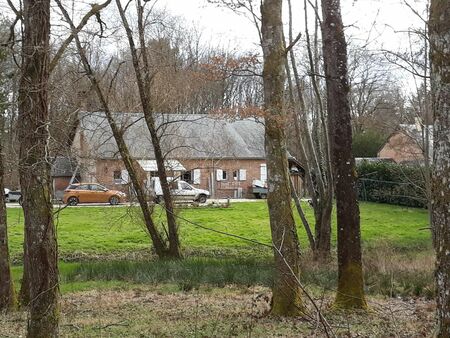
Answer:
[78,112,266,160]
[51,157,78,177]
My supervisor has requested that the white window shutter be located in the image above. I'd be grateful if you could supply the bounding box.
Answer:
[260,164,267,181]
[193,169,201,184]
[239,169,246,181]
[121,170,129,184]
[216,169,223,181]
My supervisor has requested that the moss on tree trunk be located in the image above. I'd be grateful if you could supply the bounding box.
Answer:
[17,0,59,335]
[320,0,367,309]
[261,0,304,316]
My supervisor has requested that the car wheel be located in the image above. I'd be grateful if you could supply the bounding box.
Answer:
[198,194,207,203]
[260,193,267,199]
[109,196,119,205]
[18,197,23,205]
[67,197,78,206]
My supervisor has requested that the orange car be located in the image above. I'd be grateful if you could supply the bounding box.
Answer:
[63,183,126,206]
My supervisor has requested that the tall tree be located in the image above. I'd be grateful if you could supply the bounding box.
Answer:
[0,113,15,311]
[0,27,15,310]
[116,0,181,258]
[18,0,59,335]
[429,1,450,336]
[54,0,171,258]
[261,0,303,316]
[285,0,333,260]
[320,0,367,309]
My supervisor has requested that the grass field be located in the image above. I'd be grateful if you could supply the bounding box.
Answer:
[3,201,435,336]
[6,201,431,262]
[6,201,434,298]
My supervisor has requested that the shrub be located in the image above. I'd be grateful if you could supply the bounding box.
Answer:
[356,161,427,208]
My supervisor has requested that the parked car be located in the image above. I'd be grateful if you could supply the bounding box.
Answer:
[252,179,267,199]
[63,183,126,206]
[5,190,22,204]
[150,178,210,203]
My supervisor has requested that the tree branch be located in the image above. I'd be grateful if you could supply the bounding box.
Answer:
[49,0,112,73]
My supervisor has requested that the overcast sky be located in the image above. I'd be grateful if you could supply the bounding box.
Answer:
[152,0,427,53]
[0,0,428,92]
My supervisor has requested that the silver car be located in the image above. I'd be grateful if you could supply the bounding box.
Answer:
[5,190,22,204]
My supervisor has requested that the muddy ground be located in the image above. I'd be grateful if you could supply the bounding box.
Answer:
[0,285,436,337]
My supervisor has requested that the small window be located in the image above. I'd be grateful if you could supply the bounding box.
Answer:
[222,170,228,181]
[233,170,238,181]
[113,170,122,184]
[193,169,201,184]
[182,171,192,183]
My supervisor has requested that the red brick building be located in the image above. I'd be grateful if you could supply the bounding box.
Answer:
[72,112,304,198]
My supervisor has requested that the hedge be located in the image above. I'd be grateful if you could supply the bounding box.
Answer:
[356,161,427,208]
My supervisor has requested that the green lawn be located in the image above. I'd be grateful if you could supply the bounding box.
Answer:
[6,201,431,262]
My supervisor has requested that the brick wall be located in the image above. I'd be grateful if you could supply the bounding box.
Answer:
[81,157,303,199]
[180,158,267,198]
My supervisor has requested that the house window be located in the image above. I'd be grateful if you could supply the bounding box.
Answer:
[222,170,228,181]
[233,169,247,181]
[233,170,238,181]
[113,170,122,184]
[260,164,267,181]
[239,169,246,181]
[182,171,192,183]
[193,169,201,184]
[216,169,228,181]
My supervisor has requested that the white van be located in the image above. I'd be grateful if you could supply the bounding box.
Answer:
[150,177,210,203]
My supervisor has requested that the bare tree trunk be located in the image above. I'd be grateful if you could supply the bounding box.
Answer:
[290,177,316,251]
[0,116,15,311]
[320,0,367,309]
[55,0,170,258]
[285,0,332,260]
[116,0,181,258]
[18,0,59,335]
[261,0,303,316]
[429,1,450,336]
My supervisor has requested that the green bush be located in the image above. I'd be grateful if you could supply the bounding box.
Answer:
[356,161,427,208]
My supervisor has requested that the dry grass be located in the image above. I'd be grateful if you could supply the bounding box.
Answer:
[0,285,435,337]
